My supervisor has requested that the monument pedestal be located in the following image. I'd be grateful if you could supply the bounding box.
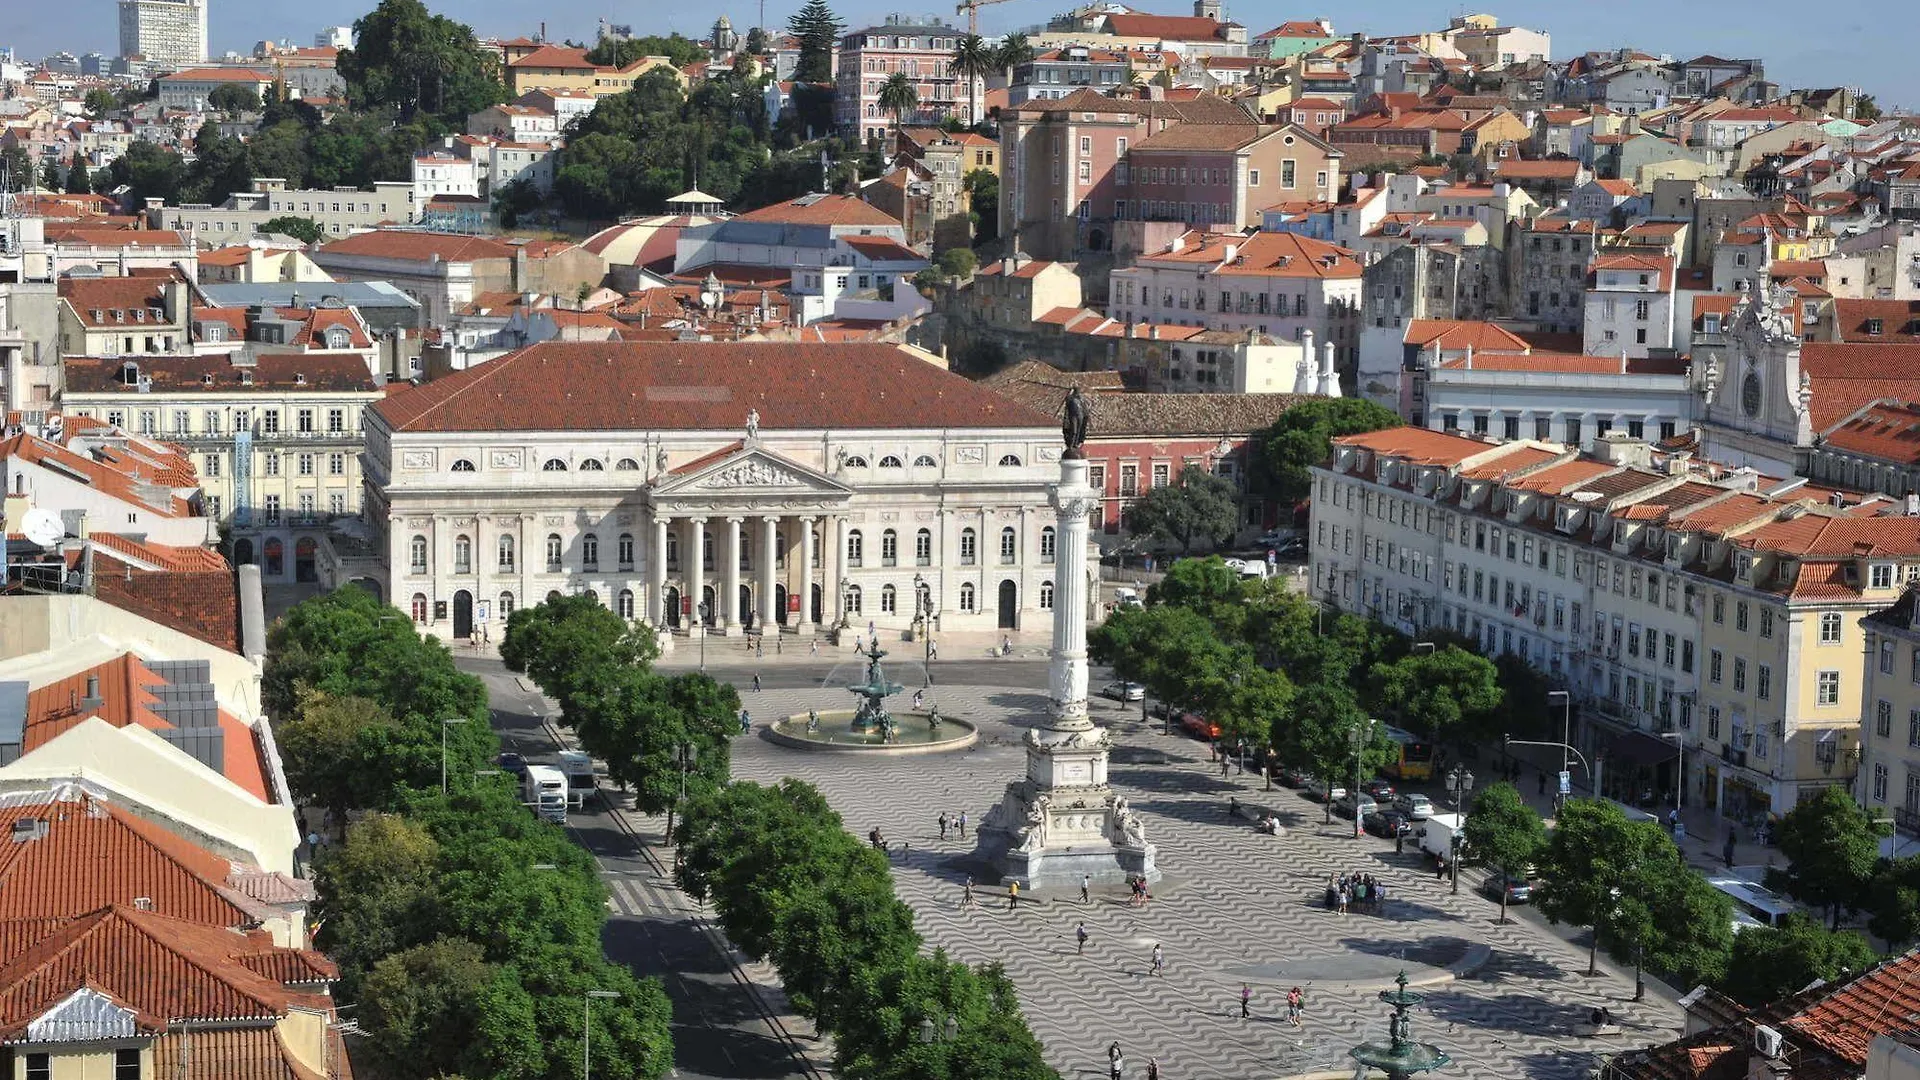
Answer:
[974,455,1159,888]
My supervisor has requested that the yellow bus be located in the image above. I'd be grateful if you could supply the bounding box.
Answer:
[1382,724,1435,781]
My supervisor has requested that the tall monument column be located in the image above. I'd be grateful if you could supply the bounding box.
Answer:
[975,387,1158,888]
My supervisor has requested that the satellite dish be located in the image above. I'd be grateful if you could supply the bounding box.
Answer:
[20,508,63,548]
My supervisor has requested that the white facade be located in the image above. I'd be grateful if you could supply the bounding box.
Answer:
[1424,359,1694,449]
[118,0,207,67]
[411,154,480,212]
[1584,257,1677,358]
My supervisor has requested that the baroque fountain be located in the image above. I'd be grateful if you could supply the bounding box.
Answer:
[766,640,977,754]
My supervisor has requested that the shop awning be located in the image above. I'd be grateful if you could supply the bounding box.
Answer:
[1607,729,1681,767]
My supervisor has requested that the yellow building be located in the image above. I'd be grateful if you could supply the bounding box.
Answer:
[504,44,682,98]
[1858,588,1920,840]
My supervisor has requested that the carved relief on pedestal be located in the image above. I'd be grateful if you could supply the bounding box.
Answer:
[400,450,436,471]
[489,450,523,471]
[954,446,985,464]
[544,515,565,526]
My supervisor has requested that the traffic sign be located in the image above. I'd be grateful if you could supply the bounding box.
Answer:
[1558,770,1571,795]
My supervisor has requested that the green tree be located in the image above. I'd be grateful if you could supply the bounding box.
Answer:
[312,813,442,997]
[1276,684,1392,823]
[339,0,505,123]
[1463,782,1546,923]
[1718,914,1878,1007]
[1625,851,1734,990]
[745,27,770,56]
[82,87,117,118]
[1869,855,1920,946]
[260,215,324,243]
[786,0,844,84]
[1536,799,1672,976]
[181,126,253,205]
[588,34,705,69]
[1856,94,1881,120]
[246,121,311,188]
[1769,786,1887,928]
[1125,464,1240,553]
[839,956,1059,1080]
[63,155,91,194]
[877,71,919,142]
[963,167,998,239]
[358,937,543,1080]
[1088,603,1241,725]
[277,689,393,826]
[1,146,31,191]
[207,82,262,113]
[1255,397,1402,505]
[675,779,853,960]
[938,246,977,278]
[500,592,659,723]
[950,34,995,130]
[1369,645,1503,739]
[40,159,60,192]
[492,177,542,227]
[992,32,1034,84]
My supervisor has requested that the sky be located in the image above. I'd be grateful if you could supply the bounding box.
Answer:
[2,0,1906,108]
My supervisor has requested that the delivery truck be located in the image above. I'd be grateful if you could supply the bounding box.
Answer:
[1416,812,1465,861]
[555,750,597,809]
[522,764,568,823]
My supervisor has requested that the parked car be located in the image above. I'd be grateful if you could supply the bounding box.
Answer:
[1255,528,1300,548]
[1100,680,1146,702]
[1305,777,1347,803]
[1392,793,1434,820]
[1361,779,1397,800]
[1277,766,1312,788]
[496,752,528,779]
[1274,538,1307,560]
[1333,792,1379,819]
[1363,809,1414,838]
[1180,711,1222,740]
[1479,870,1534,905]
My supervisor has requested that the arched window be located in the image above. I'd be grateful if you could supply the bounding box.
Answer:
[881,583,897,613]
[453,534,472,574]
[584,589,600,606]
[498,535,515,571]
[846,584,863,615]
[1040,526,1056,564]
[665,533,680,569]
[325,327,351,349]
[579,458,605,471]
[410,592,428,623]
[959,527,977,566]
[542,458,568,471]
[617,588,635,619]
[959,582,976,612]
[881,529,898,566]
[845,455,869,468]
[581,533,599,570]
[617,533,634,567]
[1040,580,1055,609]
[1000,526,1017,563]
[915,528,932,566]
[913,454,937,467]
[847,529,864,567]
[545,533,563,571]
[616,457,640,470]
[879,455,903,468]
[451,459,476,472]
[547,590,563,603]
[498,591,515,617]
[998,454,1023,466]
[409,535,427,574]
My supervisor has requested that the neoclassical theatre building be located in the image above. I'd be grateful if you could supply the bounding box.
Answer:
[365,341,1070,642]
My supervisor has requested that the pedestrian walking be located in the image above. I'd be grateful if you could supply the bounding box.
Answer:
[739,709,752,734]
[1146,1058,1159,1080]
[1081,873,1092,904]
[938,812,949,840]
[1336,885,1349,915]
[752,673,762,692]
[1228,795,1238,819]
[1724,829,1737,868]
[1240,983,1252,1018]
[961,877,976,910]
[1108,1041,1123,1080]
[928,641,938,661]
[957,810,968,839]
[809,638,819,657]
[1150,942,1164,976]
[1220,757,1230,780]
[1008,880,1020,910]
[756,640,764,659]
[1076,921,1089,954]
[1287,987,1304,1026]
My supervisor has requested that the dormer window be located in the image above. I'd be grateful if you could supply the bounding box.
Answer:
[1736,554,1753,581]
[1868,318,1885,335]
[1871,563,1895,589]
[1702,315,1721,334]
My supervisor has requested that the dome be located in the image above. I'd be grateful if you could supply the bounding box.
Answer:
[582,211,725,268]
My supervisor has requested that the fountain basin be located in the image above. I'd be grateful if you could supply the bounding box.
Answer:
[767,708,978,755]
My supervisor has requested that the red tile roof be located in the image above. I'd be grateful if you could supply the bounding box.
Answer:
[370,342,1055,435]
[733,193,900,228]
[842,236,923,262]
[1495,159,1583,180]
[58,273,185,327]
[1331,427,1489,466]
[89,533,230,572]
[1103,13,1225,40]
[0,433,195,518]
[64,355,378,394]
[92,553,241,654]
[1139,229,1362,278]
[1834,299,1920,342]
[149,1025,334,1080]
[1132,122,1277,152]
[1404,319,1531,352]
[507,44,598,70]
[316,230,514,262]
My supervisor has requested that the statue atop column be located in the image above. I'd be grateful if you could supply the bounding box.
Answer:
[1061,386,1092,459]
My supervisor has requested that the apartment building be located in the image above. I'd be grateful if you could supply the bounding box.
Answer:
[1010,46,1129,105]
[118,0,206,67]
[1122,123,1342,229]
[1310,425,1885,819]
[147,177,417,240]
[1859,588,1920,838]
[836,16,968,140]
[1584,253,1678,358]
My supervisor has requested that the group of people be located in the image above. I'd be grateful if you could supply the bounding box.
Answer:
[1127,876,1153,907]
[936,810,969,840]
[1105,1041,1159,1080]
[1325,872,1388,915]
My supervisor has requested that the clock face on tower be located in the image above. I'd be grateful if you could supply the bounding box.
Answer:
[1742,371,1762,418]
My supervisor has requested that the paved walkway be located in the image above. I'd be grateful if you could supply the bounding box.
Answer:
[713,682,1684,1080]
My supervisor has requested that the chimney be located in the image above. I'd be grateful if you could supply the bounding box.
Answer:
[1906,493,1920,517]
[1667,451,1692,477]
[81,674,102,710]
[1150,325,1160,340]
[1224,242,1239,261]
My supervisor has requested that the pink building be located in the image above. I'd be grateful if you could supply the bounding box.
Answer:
[836,16,968,141]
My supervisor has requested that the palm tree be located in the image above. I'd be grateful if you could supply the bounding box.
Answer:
[950,33,994,129]
[993,32,1034,87]
[877,71,919,148]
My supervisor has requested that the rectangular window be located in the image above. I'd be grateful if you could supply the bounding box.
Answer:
[1681,639,1694,673]
[298,453,315,477]
[1878,700,1894,737]
[1712,594,1724,623]
[328,408,346,433]
[1732,657,1746,692]
[204,454,220,477]
[1735,602,1749,632]
[297,408,314,433]
[26,1054,50,1080]
[263,454,281,477]
[1817,670,1841,706]
[1709,649,1722,683]
[1759,609,1773,638]
[1910,709,1920,747]
[1756,664,1771,700]
[329,453,346,476]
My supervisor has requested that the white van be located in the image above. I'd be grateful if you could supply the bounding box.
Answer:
[1417,812,1465,861]
[1111,586,1143,609]
[555,750,597,809]
[1706,874,1797,930]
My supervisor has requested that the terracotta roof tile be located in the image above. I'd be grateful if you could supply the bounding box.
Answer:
[372,342,1053,435]
[64,355,378,395]
[0,433,195,518]
[149,1024,331,1080]
[1330,427,1487,466]
[979,360,1299,436]
[1460,446,1558,479]
[92,553,241,654]
[88,533,230,572]
[733,193,900,228]
[316,230,514,263]
[1405,319,1531,352]
[1103,13,1225,39]
[1138,229,1361,278]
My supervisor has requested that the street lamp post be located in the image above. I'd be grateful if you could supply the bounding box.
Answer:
[1547,690,1572,808]
[696,601,710,671]
[1446,765,1475,894]
[1658,730,1684,819]
[914,573,937,687]
[918,1013,957,1044]
[1349,718,1376,839]
[582,989,618,1079]
[666,741,698,844]
[440,718,468,794]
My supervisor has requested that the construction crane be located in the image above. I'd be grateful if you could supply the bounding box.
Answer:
[955,0,1016,37]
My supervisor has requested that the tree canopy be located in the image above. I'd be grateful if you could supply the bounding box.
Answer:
[787,0,844,84]
[587,34,706,69]
[1718,914,1878,1007]
[1125,465,1240,552]
[1769,786,1887,928]
[207,82,262,113]
[1463,782,1545,923]
[1255,398,1402,505]
[1370,645,1503,739]
[260,215,324,243]
[338,0,505,123]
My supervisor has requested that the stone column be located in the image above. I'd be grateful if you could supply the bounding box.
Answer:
[823,516,843,627]
[686,515,707,635]
[760,515,779,631]
[799,516,817,625]
[723,516,743,632]
[647,512,669,627]
[1049,457,1097,729]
